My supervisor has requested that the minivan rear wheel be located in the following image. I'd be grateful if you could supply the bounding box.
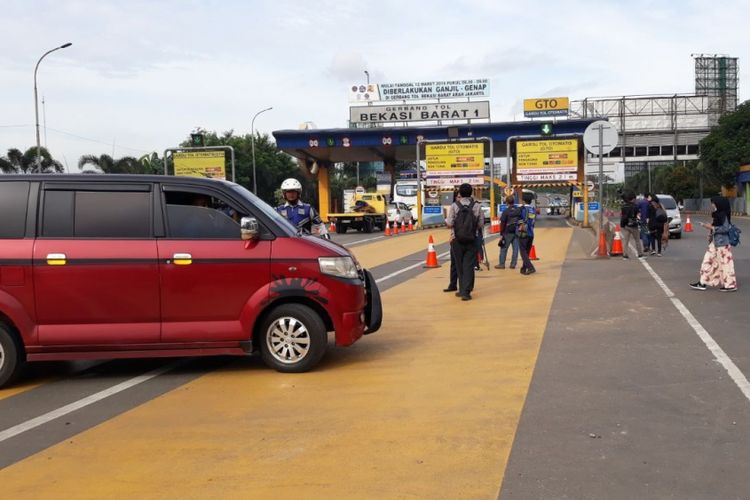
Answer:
[0,324,22,389]
[259,304,327,373]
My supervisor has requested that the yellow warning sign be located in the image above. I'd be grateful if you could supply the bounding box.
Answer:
[523,97,569,117]
[514,139,580,183]
[173,151,226,180]
[425,143,484,174]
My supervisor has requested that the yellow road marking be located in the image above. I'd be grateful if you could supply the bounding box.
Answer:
[349,227,450,269]
[0,228,571,498]
[0,380,46,401]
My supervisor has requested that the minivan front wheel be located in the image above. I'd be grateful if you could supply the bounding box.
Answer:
[259,304,327,373]
[0,324,22,388]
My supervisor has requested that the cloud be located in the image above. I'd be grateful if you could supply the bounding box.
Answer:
[326,52,385,83]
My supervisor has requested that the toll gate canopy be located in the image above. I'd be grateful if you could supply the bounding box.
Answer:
[272,119,597,222]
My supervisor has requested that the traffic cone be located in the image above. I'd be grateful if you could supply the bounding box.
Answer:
[684,215,694,232]
[401,220,407,233]
[393,220,399,235]
[491,218,500,234]
[610,225,624,256]
[384,222,391,236]
[408,219,415,231]
[423,235,441,268]
[328,220,335,232]
[597,230,609,258]
[530,244,540,260]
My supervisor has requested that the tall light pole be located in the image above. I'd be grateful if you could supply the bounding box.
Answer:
[34,42,72,172]
[251,106,273,194]
[364,70,370,84]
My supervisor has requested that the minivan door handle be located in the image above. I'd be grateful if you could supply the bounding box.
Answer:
[46,253,67,266]
[172,253,192,265]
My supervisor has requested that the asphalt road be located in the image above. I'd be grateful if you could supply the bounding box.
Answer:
[501,215,750,499]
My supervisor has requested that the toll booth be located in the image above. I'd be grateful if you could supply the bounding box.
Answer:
[273,120,595,224]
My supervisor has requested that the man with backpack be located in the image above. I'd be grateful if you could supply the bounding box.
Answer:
[619,192,644,260]
[495,195,521,269]
[517,191,537,275]
[445,183,484,301]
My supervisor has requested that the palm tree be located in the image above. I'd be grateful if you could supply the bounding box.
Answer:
[78,154,146,174]
[0,147,64,174]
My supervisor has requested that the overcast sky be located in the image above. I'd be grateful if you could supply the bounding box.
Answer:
[2,0,748,170]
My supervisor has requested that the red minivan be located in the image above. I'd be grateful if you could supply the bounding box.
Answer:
[0,175,381,387]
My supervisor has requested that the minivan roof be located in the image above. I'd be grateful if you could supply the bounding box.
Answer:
[0,174,238,187]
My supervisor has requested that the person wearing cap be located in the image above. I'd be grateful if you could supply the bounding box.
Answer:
[276,178,329,239]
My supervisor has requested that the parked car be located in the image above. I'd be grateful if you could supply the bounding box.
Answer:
[387,202,414,226]
[655,193,682,238]
[479,200,492,223]
[0,175,382,388]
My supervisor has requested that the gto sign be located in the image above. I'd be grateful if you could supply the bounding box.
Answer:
[523,97,569,118]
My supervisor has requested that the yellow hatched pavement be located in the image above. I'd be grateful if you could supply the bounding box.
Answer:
[0,228,572,499]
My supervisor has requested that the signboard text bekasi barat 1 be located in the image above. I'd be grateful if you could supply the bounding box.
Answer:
[350,102,490,124]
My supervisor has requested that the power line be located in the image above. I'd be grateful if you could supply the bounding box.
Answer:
[0,124,153,155]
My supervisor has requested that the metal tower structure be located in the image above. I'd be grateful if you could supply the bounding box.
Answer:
[693,54,739,122]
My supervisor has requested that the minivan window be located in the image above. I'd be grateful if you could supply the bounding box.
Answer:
[0,181,30,238]
[42,190,151,238]
[230,184,296,236]
[166,204,240,239]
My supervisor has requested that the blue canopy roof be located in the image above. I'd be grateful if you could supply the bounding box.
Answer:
[273,119,597,164]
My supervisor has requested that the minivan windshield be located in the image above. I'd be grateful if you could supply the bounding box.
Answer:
[659,196,677,209]
[231,184,297,236]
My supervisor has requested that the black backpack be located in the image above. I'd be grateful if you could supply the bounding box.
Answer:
[504,205,522,233]
[453,201,478,244]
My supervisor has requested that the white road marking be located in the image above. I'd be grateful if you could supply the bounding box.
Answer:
[628,231,750,403]
[375,251,451,284]
[0,360,185,443]
[342,235,386,247]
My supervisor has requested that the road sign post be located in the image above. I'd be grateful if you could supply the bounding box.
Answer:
[583,120,618,249]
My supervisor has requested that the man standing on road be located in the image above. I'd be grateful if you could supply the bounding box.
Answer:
[637,193,652,251]
[518,191,537,275]
[620,192,644,260]
[446,183,484,301]
[495,195,521,269]
[276,178,329,239]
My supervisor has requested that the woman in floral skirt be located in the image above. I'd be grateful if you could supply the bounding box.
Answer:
[690,196,737,292]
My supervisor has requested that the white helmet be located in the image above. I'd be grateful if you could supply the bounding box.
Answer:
[281,178,302,192]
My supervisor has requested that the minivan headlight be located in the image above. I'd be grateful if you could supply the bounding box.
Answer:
[319,257,358,279]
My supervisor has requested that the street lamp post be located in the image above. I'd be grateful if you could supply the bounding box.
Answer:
[251,106,273,194]
[34,42,72,172]
[364,70,370,84]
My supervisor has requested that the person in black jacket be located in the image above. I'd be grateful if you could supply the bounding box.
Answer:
[619,192,644,259]
[647,196,667,256]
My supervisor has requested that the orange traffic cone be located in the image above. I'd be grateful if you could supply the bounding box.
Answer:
[423,235,441,268]
[401,220,407,233]
[328,220,335,232]
[384,222,391,236]
[597,230,609,258]
[393,220,399,235]
[491,218,500,234]
[408,219,415,231]
[529,244,540,260]
[610,225,624,256]
[684,215,694,232]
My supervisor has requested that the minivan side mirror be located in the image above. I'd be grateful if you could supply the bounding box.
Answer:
[240,217,260,241]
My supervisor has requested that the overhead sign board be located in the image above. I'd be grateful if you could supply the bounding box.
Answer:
[173,151,226,180]
[513,138,581,183]
[523,97,569,117]
[350,101,490,124]
[425,143,484,175]
[349,79,490,102]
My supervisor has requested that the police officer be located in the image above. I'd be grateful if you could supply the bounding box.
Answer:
[276,178,329,239]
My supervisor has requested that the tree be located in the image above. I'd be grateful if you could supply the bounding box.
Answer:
[0,147,64,174]
[78,154,160,174]
[175,130,305,206]
[700,100,750,188]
